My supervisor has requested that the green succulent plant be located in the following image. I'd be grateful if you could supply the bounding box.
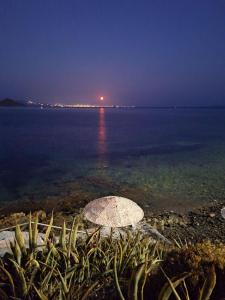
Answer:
[0,214,224,300]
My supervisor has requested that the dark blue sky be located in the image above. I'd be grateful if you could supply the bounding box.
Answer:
[0,0,225,105]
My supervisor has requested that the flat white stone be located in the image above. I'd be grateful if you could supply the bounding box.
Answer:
[0,231,45,256]
[84,196,144,227]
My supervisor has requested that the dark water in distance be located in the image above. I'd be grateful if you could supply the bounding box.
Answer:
[0,107,225,211]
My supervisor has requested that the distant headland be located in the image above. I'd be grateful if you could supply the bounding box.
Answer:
[0,98,25,107]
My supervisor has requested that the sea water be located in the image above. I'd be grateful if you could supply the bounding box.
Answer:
[0,107,225,211]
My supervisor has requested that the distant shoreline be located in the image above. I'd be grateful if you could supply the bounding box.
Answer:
[1,98,225,109]
[1,105,225,110]
[48,105,225,109]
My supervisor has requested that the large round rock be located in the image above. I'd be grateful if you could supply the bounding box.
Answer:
[83,196,144,227]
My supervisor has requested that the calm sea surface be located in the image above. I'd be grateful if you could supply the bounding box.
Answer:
[0,107,225,211]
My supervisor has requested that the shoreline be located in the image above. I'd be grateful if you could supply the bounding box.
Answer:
[0,197,224,243]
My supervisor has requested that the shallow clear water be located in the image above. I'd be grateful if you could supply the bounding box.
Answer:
[0,107,225,211]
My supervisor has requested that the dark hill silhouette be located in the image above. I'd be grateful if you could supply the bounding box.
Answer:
[0,98,25,106]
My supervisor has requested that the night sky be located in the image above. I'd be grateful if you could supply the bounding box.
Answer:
[0,0,225,105]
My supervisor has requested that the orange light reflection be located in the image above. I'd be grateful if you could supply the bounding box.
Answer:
[98,107,108,166]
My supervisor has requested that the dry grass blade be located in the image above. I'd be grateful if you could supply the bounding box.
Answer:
[32,214,39,248]
[158,269,191,300]
[0,265,16,297]
[44,212,53,243]
[33,285,48,300]
[114,250,125,300]
[141,256,156,300]
[68,216,80,261]
[13,240,22,265]
[27,259,40,291]
[183,279,190,300]
[131,263,145,300]
[41,262,57,289]
[59,221,66,250]
[57,268,69,295]
[81,281,99,300]
[29,212,33,250]
[120,232,141,274]
[10,259,28,297]
[0,288,8,300]
[198,264,216,300]
[86,227,101,248]
[71,215,80,250]
[15,224,27,256]
[48,242,60,259]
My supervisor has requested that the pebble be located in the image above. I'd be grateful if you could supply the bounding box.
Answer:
[34,210,47,221]
[11,212,25,219]
[209,213,216,218]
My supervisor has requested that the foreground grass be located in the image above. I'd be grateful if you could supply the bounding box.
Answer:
[0,214,225,299]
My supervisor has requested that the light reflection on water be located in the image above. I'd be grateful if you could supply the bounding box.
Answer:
[0,108,225,209]
[98,107,108,166]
